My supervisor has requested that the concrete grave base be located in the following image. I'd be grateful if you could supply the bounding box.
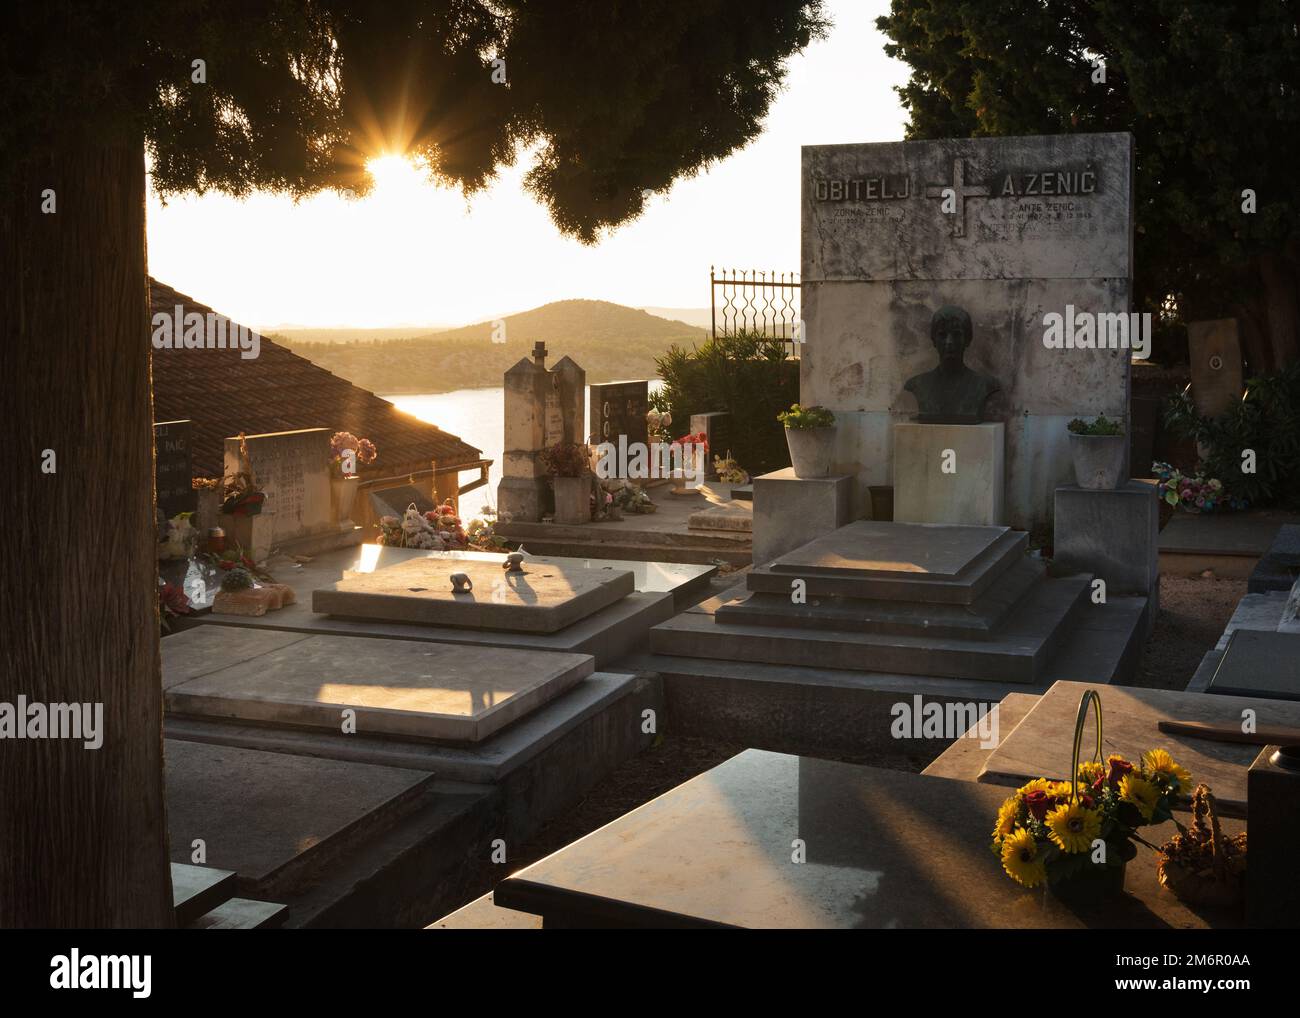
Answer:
[752,467,853,566]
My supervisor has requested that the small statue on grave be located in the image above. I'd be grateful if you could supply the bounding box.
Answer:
[902,305,1001,424]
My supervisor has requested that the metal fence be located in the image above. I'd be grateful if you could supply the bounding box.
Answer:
[710,267,801,357]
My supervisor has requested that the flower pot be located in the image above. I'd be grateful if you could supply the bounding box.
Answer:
[1048,860,1128,904]
[553,476,591,525]
[331,475,359,527]
[785,426,835,479]
[1068,433,1126,490]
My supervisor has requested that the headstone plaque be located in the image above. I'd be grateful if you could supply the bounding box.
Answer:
[224,428,332,545]
[590,380,650,449]
[801,132,1134,532]
[1187,319,1243,419]
[154,419,197,517]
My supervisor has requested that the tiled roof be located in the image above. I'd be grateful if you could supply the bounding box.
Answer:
[149,278,484,481]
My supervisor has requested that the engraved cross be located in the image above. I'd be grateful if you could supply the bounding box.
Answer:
[925,159,990,238]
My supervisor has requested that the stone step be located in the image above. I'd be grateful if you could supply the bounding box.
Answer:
[718,558,1045,640]
[505,537,750,568]
[428,891,543,929]
[188,897,289,929]
[920,692,1041,781]
[171,862,237,927]
[498,519,752,549]
[651,574,1091,683]
[751,525,1027,605]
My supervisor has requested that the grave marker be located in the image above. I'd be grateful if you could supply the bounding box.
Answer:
[154,419,197,517]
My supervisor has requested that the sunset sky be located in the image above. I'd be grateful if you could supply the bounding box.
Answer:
[145,0,908,331]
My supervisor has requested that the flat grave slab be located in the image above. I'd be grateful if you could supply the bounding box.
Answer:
[313,557,634,633]
[979,679,1300,815]
[495,749,1237,929]
[1206,629,1300,701]
[163,628,593,743]
[165,738,436,887]
[752,522,1025,604]
[190,898,288,929]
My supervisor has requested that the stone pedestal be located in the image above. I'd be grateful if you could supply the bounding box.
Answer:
[1053,482,1158,628]
[893,422,1005,526]
[752,468,852,566]
[1247,745,1300,928]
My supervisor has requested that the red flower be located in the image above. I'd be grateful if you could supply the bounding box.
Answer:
[440,505,455,516]
[1106,756,1134,787]
[1023,790,1052,820]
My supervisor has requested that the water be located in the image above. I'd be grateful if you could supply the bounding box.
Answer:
[383,382,664,511]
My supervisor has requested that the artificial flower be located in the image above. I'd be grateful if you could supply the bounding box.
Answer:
[1119,773,1161,821]
[1045,800,1102,854]
[1001,829,1047,888]
[1141,749,1192,791]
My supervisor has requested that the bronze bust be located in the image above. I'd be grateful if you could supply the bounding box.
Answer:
[903,305,1000,424]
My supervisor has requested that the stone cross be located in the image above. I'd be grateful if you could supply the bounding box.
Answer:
[532,341,548,368]
[925,159,989,238]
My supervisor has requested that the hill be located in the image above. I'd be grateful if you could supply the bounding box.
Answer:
[268,325,455,344]
[272,300,708,394]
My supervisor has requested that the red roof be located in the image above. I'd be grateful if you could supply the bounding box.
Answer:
[149,278,484,481]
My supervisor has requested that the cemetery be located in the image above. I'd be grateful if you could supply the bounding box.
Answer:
[135,128,1300,932]
[9,1,1298,958]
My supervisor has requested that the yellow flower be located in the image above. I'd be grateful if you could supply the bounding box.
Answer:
[1017,777,1054,797]
[1049,780,1078,800]
[1077,760,1105,785]
[1045,799,1102,854]
[1001,829,1047,888]
[1119,773,1161,821]
[993,795,1020,841]
[1142,748,1192,790]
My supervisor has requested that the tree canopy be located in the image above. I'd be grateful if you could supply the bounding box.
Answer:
[877,0,1300,370]
[5,1,826,242]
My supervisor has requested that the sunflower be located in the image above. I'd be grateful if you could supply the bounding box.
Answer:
[1017,777,1054,798]
[1119,773,1161,821]
[993,795,1020,842]
[1141,748,1192,790]
[1048,780,1078,800]
[1044,799,1102,854]
[1076,760,1105,785]
[1001,829,1047,888]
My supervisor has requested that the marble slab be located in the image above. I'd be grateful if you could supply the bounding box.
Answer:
[165,738,436,885]
[313,557,635,633]
[979,680,1300,815]
[1206,629,1300,701]
[495,749,1237,929]
[163,628,594,743]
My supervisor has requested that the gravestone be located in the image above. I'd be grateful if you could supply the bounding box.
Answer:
[498,345,587,521]
[801,133,1134,532]
[1187,319,1243,419]
[589,380,649,454]
[223,428,333,547]
[154,419,197,517]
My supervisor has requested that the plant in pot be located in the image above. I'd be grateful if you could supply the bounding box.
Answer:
[1066,415,1126,490]
[329,431,377,526]
[777,403,836,478]
[540,441,592,525]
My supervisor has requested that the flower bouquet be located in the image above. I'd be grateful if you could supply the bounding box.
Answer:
[991,689,1193,898]
[1152,462,1246,513]
[376,500,505,552]
[221,433,266,516]
[330,431,377,478]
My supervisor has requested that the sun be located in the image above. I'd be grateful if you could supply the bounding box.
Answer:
[364,153,427,193]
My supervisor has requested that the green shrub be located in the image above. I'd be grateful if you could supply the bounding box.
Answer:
[653,331,798,475]
[777,403,835,429]
[1163,361,1300,508]
[1067,415,1124,437]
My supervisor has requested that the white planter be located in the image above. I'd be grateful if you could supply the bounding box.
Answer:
[785,426,835,479]
[1068,433,1127,490]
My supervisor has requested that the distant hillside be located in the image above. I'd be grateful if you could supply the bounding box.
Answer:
[272,300,709,394]
[639,307,713,330]
[269,325,454,344]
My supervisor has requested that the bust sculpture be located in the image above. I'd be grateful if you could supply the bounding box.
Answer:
[903,305,1001,424]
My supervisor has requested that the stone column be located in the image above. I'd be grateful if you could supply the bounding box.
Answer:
[497,358,549,522]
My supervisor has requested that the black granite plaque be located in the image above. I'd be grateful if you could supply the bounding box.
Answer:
[154,419,197,517]
[588,380,649,452]
[1208,629,1300,701]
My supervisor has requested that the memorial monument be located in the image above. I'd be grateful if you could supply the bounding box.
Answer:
[903,306,1000,424]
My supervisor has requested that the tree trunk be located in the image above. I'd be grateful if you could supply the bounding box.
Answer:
[1255,249,1300,372]
[0,132,174,926]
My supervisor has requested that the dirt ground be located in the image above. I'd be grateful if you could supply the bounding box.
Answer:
[464,571,1246,917]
